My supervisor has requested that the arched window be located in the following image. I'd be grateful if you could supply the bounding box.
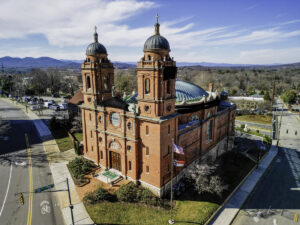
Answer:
[129,161,132,171]
[145,78,150,94]
[104,76,108,90]
[87,76,91,89]
[146,125,149,135]
[167,80,171,94]
[206,119,213,142]
[207,111,213,119]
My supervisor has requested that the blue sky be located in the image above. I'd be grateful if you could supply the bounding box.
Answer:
[0,0,300,64]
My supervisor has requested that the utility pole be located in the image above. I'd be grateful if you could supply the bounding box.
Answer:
[169,139,175,224]
[66,178,75,225]
[276,105,284,147]
[271,78,275,112]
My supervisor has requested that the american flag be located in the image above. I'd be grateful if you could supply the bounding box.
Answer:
[173,159,185,167]
[173,143,184,155]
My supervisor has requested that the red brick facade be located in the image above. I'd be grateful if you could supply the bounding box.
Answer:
[80,27,235,196]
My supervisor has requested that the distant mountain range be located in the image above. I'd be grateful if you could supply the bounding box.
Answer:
[0,56,299,71]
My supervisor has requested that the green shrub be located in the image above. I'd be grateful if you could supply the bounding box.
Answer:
[256,130,260,133]
[240,124,245,129]
[116,182,139,202]
[116,182,161,206]
[74,141,80,155]
[83,192,97,205]
[68,157,96,179]
[95,187,113,201]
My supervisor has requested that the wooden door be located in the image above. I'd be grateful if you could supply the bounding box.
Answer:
[110,151,121,171]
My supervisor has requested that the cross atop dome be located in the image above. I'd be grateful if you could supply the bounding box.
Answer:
[154,13,160,35]
[93,25,98,43]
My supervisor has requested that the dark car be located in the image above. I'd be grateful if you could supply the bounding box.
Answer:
[49,104,60,111]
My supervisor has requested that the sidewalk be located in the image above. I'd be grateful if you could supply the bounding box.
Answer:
[209,143,278,225]
[2,99,94,225]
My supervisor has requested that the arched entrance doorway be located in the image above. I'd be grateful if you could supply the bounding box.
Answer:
[110,151,121,171]
[108,141,121,171]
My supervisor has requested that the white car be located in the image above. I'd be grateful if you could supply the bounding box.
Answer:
[30,105,37,111]
[59,104,68,110]
[29,101,36,105]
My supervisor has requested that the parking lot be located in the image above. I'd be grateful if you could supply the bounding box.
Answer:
[11,95,69,120]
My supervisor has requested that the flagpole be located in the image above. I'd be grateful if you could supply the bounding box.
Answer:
[169,138,175,224]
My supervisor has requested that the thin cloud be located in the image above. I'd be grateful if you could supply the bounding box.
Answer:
[245,4,258,11]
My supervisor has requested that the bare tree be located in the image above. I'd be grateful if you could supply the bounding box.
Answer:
[47,68,62,95]
[188,162,228,197]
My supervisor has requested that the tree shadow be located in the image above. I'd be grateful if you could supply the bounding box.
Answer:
[0,119,53,168]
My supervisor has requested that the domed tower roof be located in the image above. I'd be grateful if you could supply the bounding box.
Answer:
[144,14,170,51]
[175,80,209,102]
[86,26,107,56]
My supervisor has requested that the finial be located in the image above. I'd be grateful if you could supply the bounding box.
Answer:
[94,26,98,42]
[154,13,160,35]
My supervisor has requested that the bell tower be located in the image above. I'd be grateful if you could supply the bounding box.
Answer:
[137,15,177,118]
[81,26,114,106]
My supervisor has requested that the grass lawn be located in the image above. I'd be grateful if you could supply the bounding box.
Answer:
[86,202,170,225]
[51,127,73,151]
[85,200,218,225]
[236,114,272,125]
[73,132,83,142]
[174,200,219,225]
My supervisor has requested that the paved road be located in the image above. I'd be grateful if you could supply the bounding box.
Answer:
[0,99,64,225]
[232,100,300,225]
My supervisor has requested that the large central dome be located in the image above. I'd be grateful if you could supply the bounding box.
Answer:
[143,15,170,51]
[126,80,208,104]
[175,80,208,102]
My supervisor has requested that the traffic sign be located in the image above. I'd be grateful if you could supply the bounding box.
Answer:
[34,184,54,193]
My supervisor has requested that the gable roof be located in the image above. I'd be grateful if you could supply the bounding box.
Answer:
[68,89,84,105]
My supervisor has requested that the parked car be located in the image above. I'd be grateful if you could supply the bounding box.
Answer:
[59,103,68,110]
[44,101,52,108]
[29,101,36,105]
[49,104,60,111]
[30,105,38,111]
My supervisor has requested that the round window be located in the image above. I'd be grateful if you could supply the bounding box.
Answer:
[144,105,150,112]
[111,112,120,126]
[127,122,132,130]
[88,97,91,102]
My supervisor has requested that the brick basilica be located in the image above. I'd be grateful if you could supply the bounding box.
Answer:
[80,18,236,196]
